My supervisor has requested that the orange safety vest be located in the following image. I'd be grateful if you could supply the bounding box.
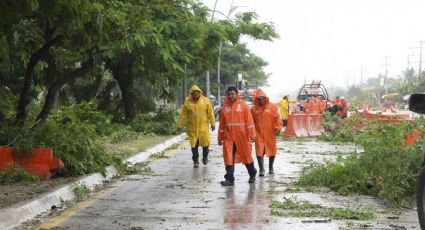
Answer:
[251,89,282,157]
[218,96,256,165]
[309,98,322,114]
[303,102,312,113]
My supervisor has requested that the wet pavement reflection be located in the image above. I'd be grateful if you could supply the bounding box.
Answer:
[34,131,419,229]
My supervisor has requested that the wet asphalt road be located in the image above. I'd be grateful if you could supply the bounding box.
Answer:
[35,131,420,230]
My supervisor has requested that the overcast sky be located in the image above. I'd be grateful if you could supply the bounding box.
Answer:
[202,0,425,100]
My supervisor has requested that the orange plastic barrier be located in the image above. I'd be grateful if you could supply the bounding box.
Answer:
[347,119,367,131]
[14,148,53,180]
[283,114,309,138]
[284,114,325,138]
[405,130,421,146]
[0,146,14,170]
[305,114,324,136]
[2,148,65,180]
[359,112,377,119]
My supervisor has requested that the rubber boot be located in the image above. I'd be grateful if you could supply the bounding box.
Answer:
[245,163,257,183]
[221,165,235,186]
[202,147,209,165]
[257,156,265,177]
[269,156,275,175]
[191,146,199,168]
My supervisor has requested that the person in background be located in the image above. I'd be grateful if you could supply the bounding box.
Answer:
[337,96,348,118]
[251,89,282,176]
[218,86,257,186]
[331,96,341,107]
[178,85,216,168]
[308,96,322,114]
[278,93,297,128]
[303,98,312,113]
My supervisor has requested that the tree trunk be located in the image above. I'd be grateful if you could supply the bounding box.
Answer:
[36,58,94,124]
[15,35,61,124]
[110,54,137,122]
[0,111,5,127]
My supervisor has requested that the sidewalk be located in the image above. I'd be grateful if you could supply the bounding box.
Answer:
[0,133,187,230]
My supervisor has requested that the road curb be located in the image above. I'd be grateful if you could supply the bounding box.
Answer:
[0,133,187,230]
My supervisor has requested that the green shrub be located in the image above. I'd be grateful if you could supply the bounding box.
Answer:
[298,119,424,207]
[129,109,178,135]
[0,87,17,119]
[106,126,141,144]
[34,112,113,176]
[0,103,118,177]
[297,154,372,196]
[53,102,115,136]
[319,112,364,143]
[129,114,156,134]
[0,102,177,180]
[0,164,39,184]
[72,183,90,201]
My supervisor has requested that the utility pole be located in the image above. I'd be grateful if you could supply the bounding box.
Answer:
[418,40,424,78]
[381,56,391,95]
[181,64,187,104]
[408,40,424,78]
[205,0,219,98]
[359,66,364,87]
[216,0,242,105]
[345,71,350,94]
[217,42,222,104]
[206,71,210,98]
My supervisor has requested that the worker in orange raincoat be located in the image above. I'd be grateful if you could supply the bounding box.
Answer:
[218,86,257,186]
[331,96,348,118]
[251,89,282,176]
[311,96,325,114]
[331,96,341,107]
[337,96,348,118]
[303,98,312,113]
[178,85,216,168]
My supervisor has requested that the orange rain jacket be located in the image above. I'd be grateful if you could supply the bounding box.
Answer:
[337,100,348,117]
[251,89,282,157]
[218,96,256,166]
[303,101,311,113]
[309,97,324,114]
[331,99,348,117]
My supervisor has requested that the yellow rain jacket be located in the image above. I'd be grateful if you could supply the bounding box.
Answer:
[278,98,297,120]
[178,85,215,148]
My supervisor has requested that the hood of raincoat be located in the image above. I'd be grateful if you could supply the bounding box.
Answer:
[189,85,203,100]
[253,88,269,106]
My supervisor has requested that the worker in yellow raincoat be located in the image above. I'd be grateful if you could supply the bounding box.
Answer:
[178,85,216,168]
[278,93,297,128]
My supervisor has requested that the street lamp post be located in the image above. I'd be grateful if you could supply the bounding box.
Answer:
[216,0,244,105]
[205,0,219,99]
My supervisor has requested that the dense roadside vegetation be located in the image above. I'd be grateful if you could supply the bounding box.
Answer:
[0,0,277,183]
[298,113,425,207]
